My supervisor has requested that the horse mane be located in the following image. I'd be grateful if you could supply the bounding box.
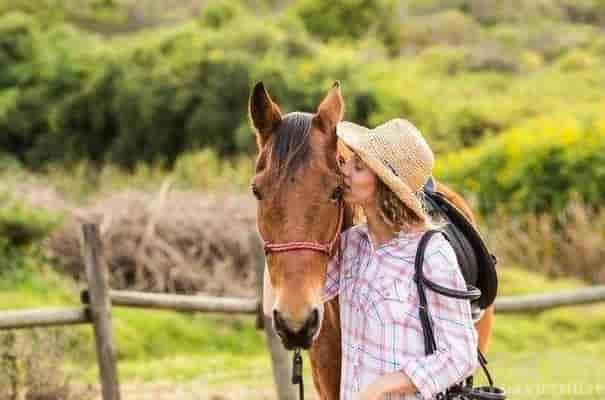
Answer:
[269,112,313,183]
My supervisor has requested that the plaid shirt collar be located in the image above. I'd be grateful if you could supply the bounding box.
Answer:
[357,223,425,252]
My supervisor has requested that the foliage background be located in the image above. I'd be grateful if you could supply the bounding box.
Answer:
[1,0,604,398]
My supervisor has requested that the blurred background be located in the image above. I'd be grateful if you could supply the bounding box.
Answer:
[0,0,604,399]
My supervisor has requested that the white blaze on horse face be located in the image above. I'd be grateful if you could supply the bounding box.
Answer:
[312,292,325,341]
[263,262,275,318]
[264,260,327,342]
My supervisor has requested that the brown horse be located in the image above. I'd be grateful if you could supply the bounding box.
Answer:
[249,82,495,399]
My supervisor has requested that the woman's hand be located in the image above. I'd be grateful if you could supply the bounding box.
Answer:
[357,371,419,399]
[356,380,386,400]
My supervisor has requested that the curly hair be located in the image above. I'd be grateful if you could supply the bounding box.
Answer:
[351,179,442,233]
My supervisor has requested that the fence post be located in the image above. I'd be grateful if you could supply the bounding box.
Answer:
[81,223,121,400]
[252,234,297,400]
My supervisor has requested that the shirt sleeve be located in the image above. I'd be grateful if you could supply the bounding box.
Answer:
[401,233,479,400]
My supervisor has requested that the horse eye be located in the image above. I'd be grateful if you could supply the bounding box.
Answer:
[251,185,262,200]
[330,186,344,201]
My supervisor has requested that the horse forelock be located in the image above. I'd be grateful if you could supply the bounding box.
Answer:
[268,112,314,182]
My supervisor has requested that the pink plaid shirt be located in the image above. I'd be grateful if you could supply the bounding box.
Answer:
[322,224,478,400]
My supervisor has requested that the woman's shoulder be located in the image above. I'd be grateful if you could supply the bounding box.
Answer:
[424,230,456,258]
[336,224,368,257]
[340,223,367,241]
[422,230,461,280]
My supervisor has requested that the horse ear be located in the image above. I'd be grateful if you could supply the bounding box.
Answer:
[315,81,344,135]
[249,82,282,149]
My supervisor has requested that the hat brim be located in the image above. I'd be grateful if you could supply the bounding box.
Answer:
[336,121,426,220]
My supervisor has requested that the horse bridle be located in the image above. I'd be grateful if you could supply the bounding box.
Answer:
[259,200,344,400]
[260,200,345,256]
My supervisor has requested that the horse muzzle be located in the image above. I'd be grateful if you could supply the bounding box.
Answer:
[273,308,320,350]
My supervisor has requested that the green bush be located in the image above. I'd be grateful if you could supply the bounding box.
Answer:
[0,195,60,247]
[0,11,386,168]
[435,115,605,215]
[199,0,247,29]
[293,0,399,43]
[0,12,95,166]
[399,10,483,52]
[0,194,61,278]
[2,5,605,170]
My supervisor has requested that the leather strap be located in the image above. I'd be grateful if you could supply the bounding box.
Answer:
[414,229,506,400]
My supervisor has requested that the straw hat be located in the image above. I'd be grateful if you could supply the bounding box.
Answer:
[336,118,434,219]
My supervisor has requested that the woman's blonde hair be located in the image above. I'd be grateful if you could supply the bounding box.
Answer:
[351,177,443,233]
[377,179,442,232]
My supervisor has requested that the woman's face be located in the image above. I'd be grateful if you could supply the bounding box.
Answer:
[337,146,378,207]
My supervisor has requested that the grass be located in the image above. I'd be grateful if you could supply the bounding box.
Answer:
[1,262,604,398]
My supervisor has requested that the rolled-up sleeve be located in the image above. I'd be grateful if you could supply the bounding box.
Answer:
[401,234,479,399]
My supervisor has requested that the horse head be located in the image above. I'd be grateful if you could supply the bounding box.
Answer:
[249,81,348,349]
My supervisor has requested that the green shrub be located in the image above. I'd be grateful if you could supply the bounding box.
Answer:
[199,0,247,29]
[436,115,605,215]
[0,195,61,247]
[1,5,605,171]
[293,0,399,43]
[0,11,384,168]
[399,10,483,52]
[0,194,61,279]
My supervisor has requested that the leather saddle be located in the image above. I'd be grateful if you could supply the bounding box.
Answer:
[421,177,498,309]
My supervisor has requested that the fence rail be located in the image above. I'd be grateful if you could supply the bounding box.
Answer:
[81,289,259,314]
[0,222,604,400]
[494,285,605,313]
[0,307,89,329]
[4,285,605,331]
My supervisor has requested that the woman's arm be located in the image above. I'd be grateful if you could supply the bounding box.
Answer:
[356,371,416,399]
[403,235,478,399]
[372,234,479,400]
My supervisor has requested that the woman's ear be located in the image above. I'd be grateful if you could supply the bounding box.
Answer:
[249,82,282,149]
[315,81,344,135]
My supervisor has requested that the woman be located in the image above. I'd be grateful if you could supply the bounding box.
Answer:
[323,118,478,400]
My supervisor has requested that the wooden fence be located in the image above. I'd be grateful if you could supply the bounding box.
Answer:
[1,222,605,399]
